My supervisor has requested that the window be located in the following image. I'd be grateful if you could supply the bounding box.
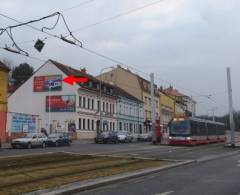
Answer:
[88,98,90,109]
[106,103,109,113]
[156,100,158,108]
[92,99,94,110]
[87,119,90,130]
[148,98,151,106]
[110,122,112,131]
[83,97,86,108]
[199,122,206,136]
[79,118,81,129]
[190,121,198,136]
[79,96,82,107]
[113,122,115,131]
[144,96,147,104]
[119,122,122,131]
[103,102,105,112]
[92,120,94,130]
[97,100,100,111]
[207,123,216,135]
[83,119,85,129]
[110,104,112,113]
[89,81,93,88]
[113,104,115,113]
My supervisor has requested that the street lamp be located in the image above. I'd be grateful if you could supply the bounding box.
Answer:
[99,66,115,135]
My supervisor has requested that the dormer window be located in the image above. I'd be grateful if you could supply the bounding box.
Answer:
[89,81,93,88]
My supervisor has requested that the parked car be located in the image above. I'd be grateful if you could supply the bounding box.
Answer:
[47,133,72,147]
[117,131,133,143]
[138,133,152,142]
[95,131,118,144]
[11,133,48,149]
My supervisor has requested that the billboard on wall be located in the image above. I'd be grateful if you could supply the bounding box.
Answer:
[46,95,76,112]
[11,113,37,133]
[34,75,62,92]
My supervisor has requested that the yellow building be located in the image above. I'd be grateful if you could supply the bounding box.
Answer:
[158,90,175,130]
[163,86,186,116]
[98,65,160,133]
[0,61,9,142]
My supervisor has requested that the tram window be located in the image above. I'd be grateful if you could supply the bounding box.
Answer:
[190,121,198,136]
[207,123,216,135]
[199,122,207,136]
[218,124,225,135]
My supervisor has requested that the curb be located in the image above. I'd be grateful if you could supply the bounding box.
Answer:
[25,160,194,195]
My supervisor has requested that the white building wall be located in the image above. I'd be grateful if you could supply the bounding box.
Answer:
[8,61,78,133]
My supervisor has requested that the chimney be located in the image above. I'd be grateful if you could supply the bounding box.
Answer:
[80,68,87,73]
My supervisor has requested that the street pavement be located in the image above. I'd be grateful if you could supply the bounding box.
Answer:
[77,153,240,195]
[1,141,240,195]
[0,141,238,162]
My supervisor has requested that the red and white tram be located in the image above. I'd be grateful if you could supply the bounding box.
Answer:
[169,117,226,145]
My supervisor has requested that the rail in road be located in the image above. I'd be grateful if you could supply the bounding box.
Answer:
[90,143,232,161]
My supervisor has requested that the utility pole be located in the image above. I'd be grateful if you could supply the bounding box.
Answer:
[48,81,51,134]
[150,73,156,144]
[226,67,235,147]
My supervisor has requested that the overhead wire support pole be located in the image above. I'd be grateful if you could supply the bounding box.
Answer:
[150,73,156,144]
[226,67,235,147]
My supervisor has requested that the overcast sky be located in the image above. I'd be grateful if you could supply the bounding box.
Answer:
[1,0,240,116]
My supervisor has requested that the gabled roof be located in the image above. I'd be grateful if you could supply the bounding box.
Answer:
[113,85,143,103]
[116,65,158,95]
[0,61,10,72]
[164,87,186,97]
[51,60,143,102]
[50,60,97,82]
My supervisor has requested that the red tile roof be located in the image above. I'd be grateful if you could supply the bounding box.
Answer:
[164,87,186,97]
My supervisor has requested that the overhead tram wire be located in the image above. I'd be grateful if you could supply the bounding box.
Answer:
[60,0,96,13]
[0,0,166,45]
[0,11,221,102]
[0,46,45,62]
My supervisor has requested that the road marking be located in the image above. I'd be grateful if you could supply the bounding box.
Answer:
[155,191,174,195]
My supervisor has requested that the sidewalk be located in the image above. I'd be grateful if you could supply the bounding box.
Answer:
[1,142,11,149]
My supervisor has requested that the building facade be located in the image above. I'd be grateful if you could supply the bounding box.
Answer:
[0,61,9,143]
[98,65,160,134]
[158,90,175,131]
[114,86,144,134]
[8,60,118,139]
[164,86,196,116]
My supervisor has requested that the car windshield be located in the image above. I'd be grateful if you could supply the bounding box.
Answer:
[118,132,127,135]
[24,133,36,138]
[48,134,61,138]
[101,132,109,136]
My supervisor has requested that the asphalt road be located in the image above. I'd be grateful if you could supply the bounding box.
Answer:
[77,153,240,195]
[0,141,238,162]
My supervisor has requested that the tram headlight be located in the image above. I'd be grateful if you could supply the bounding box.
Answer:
[186,137,191,140]
[169,136,172,139]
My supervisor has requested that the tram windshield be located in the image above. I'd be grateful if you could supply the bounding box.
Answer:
[170,120,190,136]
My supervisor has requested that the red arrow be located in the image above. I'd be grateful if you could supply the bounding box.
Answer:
[63,75,89,85]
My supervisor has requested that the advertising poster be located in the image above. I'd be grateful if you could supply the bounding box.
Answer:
[34,75,62,92]
[46,95,76,112]
[11,113,37,132]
